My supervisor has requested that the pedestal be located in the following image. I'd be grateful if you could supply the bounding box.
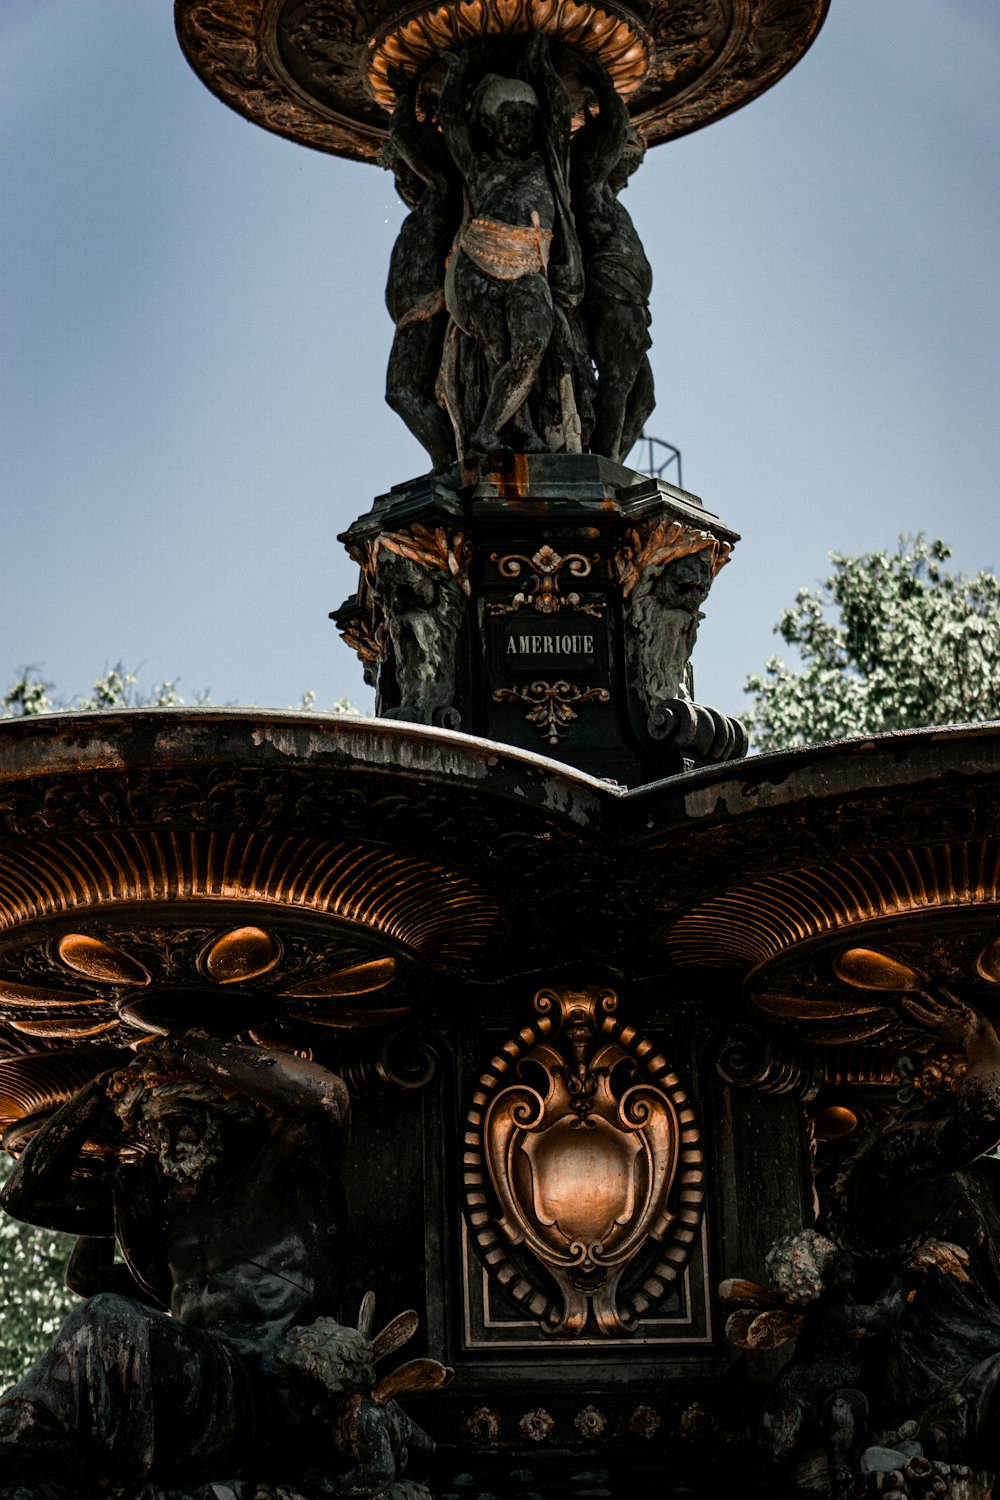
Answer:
[334,456,745,785]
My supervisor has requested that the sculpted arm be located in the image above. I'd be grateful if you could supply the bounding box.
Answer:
[437,51,474,183]
[388,77,452,196]
[866,990,1000,1189]
[524,31,572,161]
[0,1075,114,1235]
[65,1234,164,1306]
[160,1029,349,1137]
[573,49,629,187]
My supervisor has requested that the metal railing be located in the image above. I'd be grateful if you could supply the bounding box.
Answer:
[634,434,683,491]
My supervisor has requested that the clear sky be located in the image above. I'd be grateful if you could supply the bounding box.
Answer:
[2,1,998,719]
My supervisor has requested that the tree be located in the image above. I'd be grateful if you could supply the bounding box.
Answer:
[2,663,191,718]
[0,1157,77,1390]
[1,664,358,719]
[744,536,1000,752]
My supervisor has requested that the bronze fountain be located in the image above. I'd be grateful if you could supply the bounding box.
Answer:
[2,5,999,1499]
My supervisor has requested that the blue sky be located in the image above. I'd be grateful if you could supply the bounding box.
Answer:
[3,1,998,718]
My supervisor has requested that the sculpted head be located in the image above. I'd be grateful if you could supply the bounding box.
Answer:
[473,75,539,158]
[108,1055,258,1184]
[765,1229,852,1306]
[277,1316,376,1422]
[610,123,647,193]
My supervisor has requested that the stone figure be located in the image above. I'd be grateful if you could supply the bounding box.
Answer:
[0,1029,380,1498]
[437,33,585,458]
[628,546,712,712]
[382,75,460,472]
[570,49,654,464]
[374,536,467,728]
[825,985,1000,1471]
[724,1230,971,1500]
[618,526,722,726]
[268,1295,450,1500]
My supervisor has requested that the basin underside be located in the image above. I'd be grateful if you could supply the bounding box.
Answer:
[174,0,829,163]
[1,709,998,1114]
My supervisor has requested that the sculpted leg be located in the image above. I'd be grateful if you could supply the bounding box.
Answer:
[620,353,655,465]
[510,400,550,453]
[385,320,455,471]
[471,275,553,455]
[0,1293,273,1495]
[590,309,649,462]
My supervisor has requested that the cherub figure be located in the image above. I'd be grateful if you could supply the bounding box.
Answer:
[722,1229,970,1500]
[382,75,460,472]
[437,34,583,458]
[570,48,654,463]
[273,1291,451,1499]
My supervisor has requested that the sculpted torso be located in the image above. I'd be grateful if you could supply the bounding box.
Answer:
[385,190,454,323]
[577,186,652,299]
[467,153,554,229]
[163,1134,333,1344]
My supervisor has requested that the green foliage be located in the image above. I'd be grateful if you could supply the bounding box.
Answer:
[744,536,1000,752]
[2,662,198,717]
[1,671,55,718]
[0,1155,77,1389]
[2,666,361,719]
[293,691,359,715]
[74,664,190,711]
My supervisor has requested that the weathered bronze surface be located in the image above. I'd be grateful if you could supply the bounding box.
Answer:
[19,2,1000,1495]
[2,714,1000,1495]
[463,984,704,1339]
[0,1028,450,1497]
[336,455,744,781]
[174,0,829,164]
[176,6,827,467]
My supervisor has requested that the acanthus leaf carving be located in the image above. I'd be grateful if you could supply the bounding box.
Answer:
[491,680,610,746]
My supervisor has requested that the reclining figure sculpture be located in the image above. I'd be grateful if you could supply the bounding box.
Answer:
[0,1029,448,1500]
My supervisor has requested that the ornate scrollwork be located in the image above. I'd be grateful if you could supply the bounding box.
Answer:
[713,1024,819,1099]
[462,984,705,1337]
[666,838,1000,972]
[0,831,498,968]
[492,679,610,746]
[322,1023,442,1099]
[344,522,472,597]
[486,546,605,619]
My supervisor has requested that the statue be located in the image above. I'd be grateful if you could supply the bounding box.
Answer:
[570,50,654,464]
[824,985,1000,1472]
[375,35,662,464]
[382,76,460,473]
[372,526,468,728]
[723,1229,971,1500]
[616,525,727,725]
[0,1030,442,1498]
[437,34,585,459]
